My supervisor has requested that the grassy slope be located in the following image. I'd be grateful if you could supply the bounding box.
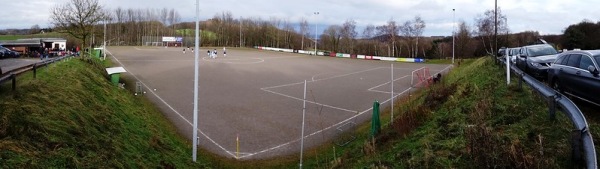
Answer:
[297,57,599,168]
[0,58,211,168]
[1,56,597,168]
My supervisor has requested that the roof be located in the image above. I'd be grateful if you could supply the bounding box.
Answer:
[0,39,42,46]
[105,67,127,75]
[562,50,600,57]
[19,38,67,42]
[0,38,67,46]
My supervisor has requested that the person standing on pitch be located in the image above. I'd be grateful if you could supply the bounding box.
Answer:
[207,50,211,58]
[213,49,217,58]
[223,47,227,57]
[183,47,186,54]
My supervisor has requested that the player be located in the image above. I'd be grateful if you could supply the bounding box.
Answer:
[183,48,186,54]
[223,47,227,57]
[213,49,217,58]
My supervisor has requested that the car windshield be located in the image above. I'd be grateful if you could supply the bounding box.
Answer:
[527,46,558,57]
[595,56,600,68]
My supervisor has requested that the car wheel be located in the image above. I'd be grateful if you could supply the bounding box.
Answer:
[551,79,563,94]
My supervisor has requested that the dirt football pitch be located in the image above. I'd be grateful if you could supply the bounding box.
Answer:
[106,46,452,159]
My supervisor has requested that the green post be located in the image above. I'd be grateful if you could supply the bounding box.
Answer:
[371,100,381,138]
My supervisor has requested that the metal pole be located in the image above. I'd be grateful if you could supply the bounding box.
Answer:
[192,0,200,162]
[506,50,510,85]
[239,17,242,48]
[103,19,107,60]
[452,9,455,64]
[391,64,394,125]
[314,12,319,55]
[494,0,498,59]
[299,80,307,169]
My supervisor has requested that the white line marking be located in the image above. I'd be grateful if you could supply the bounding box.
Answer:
[261,88,357,113]
[238,65,454,159]
[367,75,409,92]
[312,67,384,82]
[106,48,238,158]
[202,57,265,64]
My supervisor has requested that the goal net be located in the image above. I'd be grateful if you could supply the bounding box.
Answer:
[411,67,432,88]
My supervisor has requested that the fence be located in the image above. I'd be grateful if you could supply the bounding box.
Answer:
[497,57,597,168]
[0,55,73,90]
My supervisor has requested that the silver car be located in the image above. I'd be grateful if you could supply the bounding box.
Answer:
[515,44,559,79]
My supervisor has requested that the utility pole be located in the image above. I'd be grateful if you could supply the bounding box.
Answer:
[452,8,455,64]
[239,17,242,47]
[314,12,319,55]
[192,0,200,162]
[103,19,107,60]
[494,0,498,60]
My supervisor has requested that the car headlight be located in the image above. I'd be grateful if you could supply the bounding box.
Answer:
[530,62,543,68]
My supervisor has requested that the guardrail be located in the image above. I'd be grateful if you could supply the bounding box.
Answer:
[497,57,597,168]
[0,55,73,90]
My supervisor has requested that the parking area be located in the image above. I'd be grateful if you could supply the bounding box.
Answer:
[107,46,452,159]
[0,58,43,74]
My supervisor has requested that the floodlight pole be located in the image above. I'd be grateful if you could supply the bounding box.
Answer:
[299,80,307,169]
[391,64,394,125]
[314,12,319,55]
[494,0,498,60]
[192,0,200,162]
[239,16,242,48]
[452,9,455,64]
[103,19,107,60]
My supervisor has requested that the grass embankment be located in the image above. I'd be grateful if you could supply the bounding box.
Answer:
[291,57,598,168]
[1,56,597,168]
[0,58,212,168]
[328,57,600,168]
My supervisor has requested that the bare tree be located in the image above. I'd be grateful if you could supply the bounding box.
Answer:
[51,0,106,52]
[299,18,309,50]
[399,20,414,57]
[29,25,41,34]
[362,24,376,55]
[323,25,342,52]
[456,20,473,58]
[341,19,358,53]
[377,18,399,57]
[412,16,426,58]
[475,7,507,54]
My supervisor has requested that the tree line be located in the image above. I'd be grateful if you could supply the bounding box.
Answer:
[51,0,599,58]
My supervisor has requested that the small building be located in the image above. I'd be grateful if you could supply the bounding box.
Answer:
[0,38,67,55]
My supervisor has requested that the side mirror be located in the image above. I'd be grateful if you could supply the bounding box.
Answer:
[519,54,527,58]
[588,65,599,75]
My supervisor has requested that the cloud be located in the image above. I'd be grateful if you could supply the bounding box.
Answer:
[2,0,600,36]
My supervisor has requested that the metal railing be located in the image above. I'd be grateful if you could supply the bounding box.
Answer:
[498,57,597,168]
[0,55,73,90]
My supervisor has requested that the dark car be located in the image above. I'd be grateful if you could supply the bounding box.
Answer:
[0,46,19,58]
[515,44,559,79]
[497,47,506,58]
[548,50,600,106]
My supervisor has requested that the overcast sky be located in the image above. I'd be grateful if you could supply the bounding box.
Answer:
[1,0,599,36]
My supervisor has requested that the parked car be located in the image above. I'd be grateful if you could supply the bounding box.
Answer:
[497,47,506,57]
[506,47,521,64]
[515,44,559,79]
[548,50,600,106]
[0,46,19,58]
